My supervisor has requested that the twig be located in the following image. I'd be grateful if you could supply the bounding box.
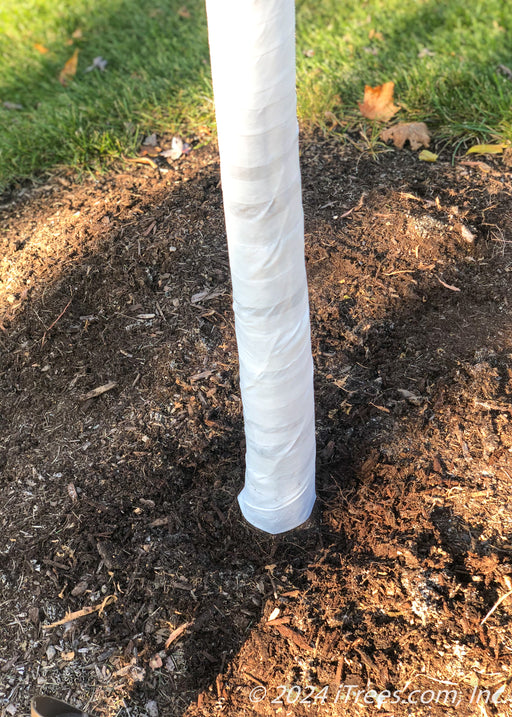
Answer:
[480,588,512,626]
[124,156,158,170]
[243,672,266,687]
[475,399,511,413]
[436,276,461,292]
[41,297,72,346]
[383,269,416,276]
[338,192,366,219]
[80,381,117,401]
[165,621,192,649]
[43,594,116,629]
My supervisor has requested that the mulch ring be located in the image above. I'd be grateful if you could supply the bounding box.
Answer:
[1,134,512,717]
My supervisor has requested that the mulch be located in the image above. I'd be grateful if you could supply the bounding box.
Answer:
[1,133,512,717]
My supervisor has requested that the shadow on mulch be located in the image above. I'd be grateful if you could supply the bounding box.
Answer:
[1,135,512,716]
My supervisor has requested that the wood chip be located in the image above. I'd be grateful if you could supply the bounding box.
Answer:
[80,381,117,401]
[266,616,291,626]
[143,221,157,236]
[165,621,192,649]
[272,624,313,651]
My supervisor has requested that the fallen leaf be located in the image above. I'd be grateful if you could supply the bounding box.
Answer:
[161,136,189,160]
[380,121,430,150]
[178,6,191,18]
[139,145,162,157]
[368,29,384,41]
[358,81,399,122]
[72,28,83,39]
[418,47,435,58]
[33,43,49,54]
[61,651,75,661]
[67,482,78,502]
[466,143,507,155]
[59,49,79,86]
[419,149,438,162]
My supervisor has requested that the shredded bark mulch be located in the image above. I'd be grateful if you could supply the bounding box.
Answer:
[1,135,512,717]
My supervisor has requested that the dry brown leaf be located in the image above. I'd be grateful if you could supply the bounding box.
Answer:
[59,49,79,86]
[178,6,191,18]
[380,122,430,150]
[33,43,49,54]
[358,81,399,122]
[368,29,384,41]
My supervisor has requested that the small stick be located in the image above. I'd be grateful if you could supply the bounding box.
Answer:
[165,621,192,649]
[383,269,416,276]
[80,381,117,401]
[41,297,72,346]
[481,588,512,626]
[43,594,116,629]
[125,156,158,170]
[338,192,366,219]
[436,276,461,292]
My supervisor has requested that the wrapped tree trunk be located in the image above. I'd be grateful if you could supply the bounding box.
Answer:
[205,0,316,534]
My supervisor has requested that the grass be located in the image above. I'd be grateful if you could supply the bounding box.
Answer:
[1,0,512,191]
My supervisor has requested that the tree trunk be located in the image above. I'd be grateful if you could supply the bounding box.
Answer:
[205,0,316,534]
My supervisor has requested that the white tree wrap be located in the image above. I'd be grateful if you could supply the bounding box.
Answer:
[205,0,316,534]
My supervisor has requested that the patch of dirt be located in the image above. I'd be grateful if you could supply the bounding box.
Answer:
[1,135,512,717]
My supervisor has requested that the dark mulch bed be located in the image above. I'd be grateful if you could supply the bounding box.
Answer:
[1,134,512,717]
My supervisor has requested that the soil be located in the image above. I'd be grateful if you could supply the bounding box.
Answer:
[1,133,512,717]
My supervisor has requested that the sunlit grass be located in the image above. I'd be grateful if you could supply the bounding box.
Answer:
[1,0,511,191]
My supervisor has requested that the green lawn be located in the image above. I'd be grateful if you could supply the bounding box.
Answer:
[1,0,511,191]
